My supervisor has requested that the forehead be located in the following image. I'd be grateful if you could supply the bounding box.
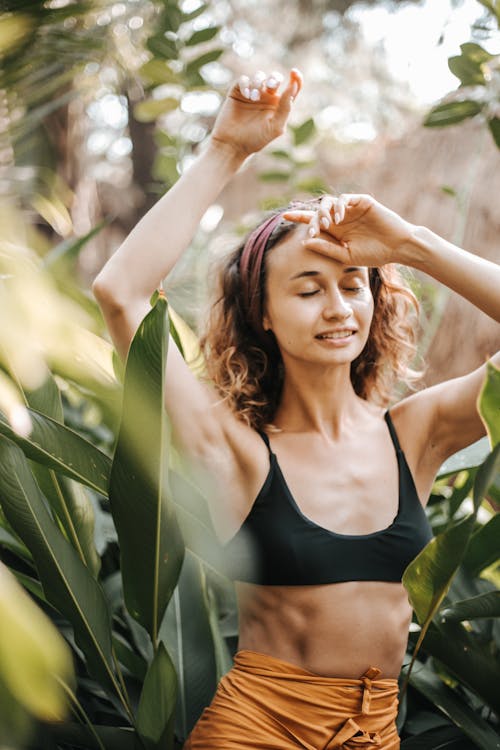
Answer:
[266,223,369,280]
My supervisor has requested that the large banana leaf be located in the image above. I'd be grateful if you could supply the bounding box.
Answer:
[408,661,500,750]
[463,513,500,575]
[0,407,110,495]
[440,591,500,621]
[24,372,101,576]
[136,642,178,750]
[160,550,218,743]
[477,361,500,447]
[421,619,500,715]
[109,296,184,644]
[0,437,128,716]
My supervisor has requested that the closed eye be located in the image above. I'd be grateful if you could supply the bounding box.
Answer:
[298,290,320,297]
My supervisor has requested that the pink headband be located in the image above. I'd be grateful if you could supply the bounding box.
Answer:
[239,212,283,334]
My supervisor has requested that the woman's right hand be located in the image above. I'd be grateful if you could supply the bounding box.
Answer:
[209,68,303,160]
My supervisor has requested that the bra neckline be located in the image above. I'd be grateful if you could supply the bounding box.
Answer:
[266,410,404,540]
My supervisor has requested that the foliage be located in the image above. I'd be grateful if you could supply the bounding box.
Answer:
[424,5,500,149]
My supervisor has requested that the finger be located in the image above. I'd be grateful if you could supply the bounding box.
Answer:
[319,195,335,229]
[302,237,351,263]
[238,75,251,99]
[274,68,303,125]
[307,211,321,238]
[282,209,315,224]
[264,70,283,92]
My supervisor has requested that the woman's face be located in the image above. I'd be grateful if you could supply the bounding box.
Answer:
[262,223,374,367]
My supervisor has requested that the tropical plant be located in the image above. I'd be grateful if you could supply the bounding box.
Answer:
[424,1,500,149]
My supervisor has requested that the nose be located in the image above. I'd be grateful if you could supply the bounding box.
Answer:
[322,285,353,320]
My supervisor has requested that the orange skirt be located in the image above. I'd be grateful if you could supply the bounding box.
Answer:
[183,649,400,749]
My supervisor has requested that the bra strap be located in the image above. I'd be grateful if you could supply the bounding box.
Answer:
[257,429,273,456]
[384,409,402,453]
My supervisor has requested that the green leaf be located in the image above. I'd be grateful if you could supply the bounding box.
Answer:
[185,27,219,46]
[478,361,500,447]
[488,117,500,149]
[270,149,293,161]
[136,642,177,750]
[0,407,111,496]
[0,561,74,721]
[182,3,208,23]
[472,443,500,512]
[440,590,500,621]
[460,42,495,63]
[147,35,179,61]
[448,55,486,86]
[258,170,292,182]
[424,101,483,127]
[134,97,179,123]
[463,513,500,576]
[0,438,124,708]
[139,60,180,86]
[290,117,316,146]
[403,514,476,626]
[437,437,490,477]
[185,48,224,75]
[160,551,218,742]
[109,297,185,644]
[422,618,500,716]
[408,660,500,750]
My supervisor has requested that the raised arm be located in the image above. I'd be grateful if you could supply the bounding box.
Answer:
[92,69,303,517]
[93,68,302,317]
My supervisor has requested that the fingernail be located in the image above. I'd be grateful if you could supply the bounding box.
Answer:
[266,77,279,89]
[250,88,260,101]
[334,212,340,224]
[321,217,329,229]
[291,82,299,98]
[240,85,250,98]
[308,227,316,237]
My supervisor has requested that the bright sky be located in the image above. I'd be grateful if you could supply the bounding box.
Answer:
[353,0,500,104]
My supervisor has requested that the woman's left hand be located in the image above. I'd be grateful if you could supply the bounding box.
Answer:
[282,194,415,267]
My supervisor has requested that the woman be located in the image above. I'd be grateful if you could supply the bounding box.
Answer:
[93,68,500,749]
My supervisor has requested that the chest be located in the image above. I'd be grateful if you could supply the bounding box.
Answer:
[271,439,401,536]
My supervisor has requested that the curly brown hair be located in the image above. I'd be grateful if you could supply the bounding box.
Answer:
[200,198,424,431]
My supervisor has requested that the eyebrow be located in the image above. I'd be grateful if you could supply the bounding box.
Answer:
[289,267,365,281]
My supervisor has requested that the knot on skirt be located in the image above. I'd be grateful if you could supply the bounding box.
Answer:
[324,717,382,749]
[360,666,382,714]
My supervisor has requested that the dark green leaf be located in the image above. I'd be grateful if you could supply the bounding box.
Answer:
[463,513,500,576]
[136,642,177,750]
[473,443,500,512]
[185,49,224,75]
[290,117,316,146]
[440,591,500,621]
[488,117,500,149]
[460,42,495,63]
[109,297,185,643]
[408,661,500,750]
[147,35,179,61]
[448,55,486,86]
[185,27,220,46]
[0,438,123,708]
[424,101,483,128]
[160,551,219,741]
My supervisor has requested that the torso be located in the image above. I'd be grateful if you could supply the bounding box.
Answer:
[207,396,443,679]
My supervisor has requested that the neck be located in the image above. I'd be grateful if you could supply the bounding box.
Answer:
[273,359,365,439]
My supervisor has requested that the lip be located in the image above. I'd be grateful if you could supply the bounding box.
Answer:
[315,329,357,345]
[315,329,357,337]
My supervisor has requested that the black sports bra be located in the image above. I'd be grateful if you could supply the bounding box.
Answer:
[222,410,434,585]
